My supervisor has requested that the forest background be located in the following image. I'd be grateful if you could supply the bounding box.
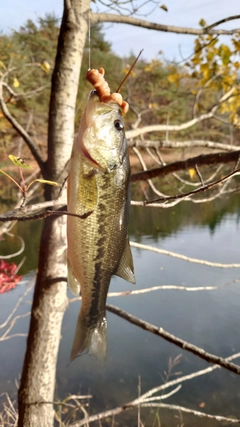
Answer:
[1,14,240,184]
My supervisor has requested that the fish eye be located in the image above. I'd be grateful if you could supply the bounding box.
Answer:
[114,120,124,131]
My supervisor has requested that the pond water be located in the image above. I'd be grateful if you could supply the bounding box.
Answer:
[1,194,240,426]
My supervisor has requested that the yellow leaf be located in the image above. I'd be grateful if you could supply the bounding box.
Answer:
[189,168,196,179]
[144,65,151,72]
[199,18,206,27]
[34,179,59,187]
[123,66,135,77]
[41,61,51,73]
[8,155,32,169]
[219,44,231,65]
[220,102,229,114]
[148,103,158,110]
[27,179,59,190]
[160,4,168,12]
[168,73,179,83]
[13,77,19,88]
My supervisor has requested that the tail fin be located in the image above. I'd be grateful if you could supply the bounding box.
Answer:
[70,311,107,361]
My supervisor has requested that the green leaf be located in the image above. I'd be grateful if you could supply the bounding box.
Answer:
[8,155,32,169]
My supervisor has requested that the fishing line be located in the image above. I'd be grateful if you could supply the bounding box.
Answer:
[88,7,91,70]
[116,49,144,93]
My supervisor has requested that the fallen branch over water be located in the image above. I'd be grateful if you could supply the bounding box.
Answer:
[106,304,240,375]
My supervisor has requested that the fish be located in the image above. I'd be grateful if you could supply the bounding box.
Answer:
[67,68,135,360]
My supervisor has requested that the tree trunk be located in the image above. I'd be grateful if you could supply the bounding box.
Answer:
[18,1,90,426]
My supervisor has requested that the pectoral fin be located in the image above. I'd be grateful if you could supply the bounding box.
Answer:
[67,260,81,296]
[79,169,98,212]
[115,237,135,284]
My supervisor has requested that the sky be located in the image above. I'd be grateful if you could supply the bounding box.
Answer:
[1,0,240,62]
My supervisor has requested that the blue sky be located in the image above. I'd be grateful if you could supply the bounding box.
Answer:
[1,1,240,61]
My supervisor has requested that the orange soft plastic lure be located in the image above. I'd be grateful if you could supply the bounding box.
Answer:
[86,67,129,114]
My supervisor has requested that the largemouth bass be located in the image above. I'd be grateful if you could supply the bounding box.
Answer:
[67,68,135,360]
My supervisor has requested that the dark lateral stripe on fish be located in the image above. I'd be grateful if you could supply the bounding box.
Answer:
[87,201,110,325]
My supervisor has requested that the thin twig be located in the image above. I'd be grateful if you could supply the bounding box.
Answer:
[132,167,240,206]
[0,233,25,259]
[141,403,240,424]
[69,348,240,426]
[0,312,31,341]
[130,241,240,268]
[0,87,45,174]
[0,280,34,330]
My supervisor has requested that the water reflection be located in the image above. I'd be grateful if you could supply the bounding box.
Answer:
[130,193,240,238]
[1,194,240,425]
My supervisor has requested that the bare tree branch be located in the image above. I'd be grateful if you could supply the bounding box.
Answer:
[134,351,240,400]
[206,14,240,30]
[1,158,239,221]
[0,280,34,342]
[0,315,30,341]
[0,280,33,331]
[0,208,93,223]
[69,284,225,305]
[90,12,240,36]
[128,139,238,152]
[0,86,45,174]
[126,87,236,139]
[130,241,240,268]
[132,168,240,209]
[106,304,240,375]
[69,349,240,426]
[0,177,67,223]
[0,233,25,259]
[0,393,18,427]
[131,150,240,182]
[2,82,49,101]
[132,146,167,197]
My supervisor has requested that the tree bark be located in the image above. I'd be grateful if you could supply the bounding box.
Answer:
[18,1,90,426]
